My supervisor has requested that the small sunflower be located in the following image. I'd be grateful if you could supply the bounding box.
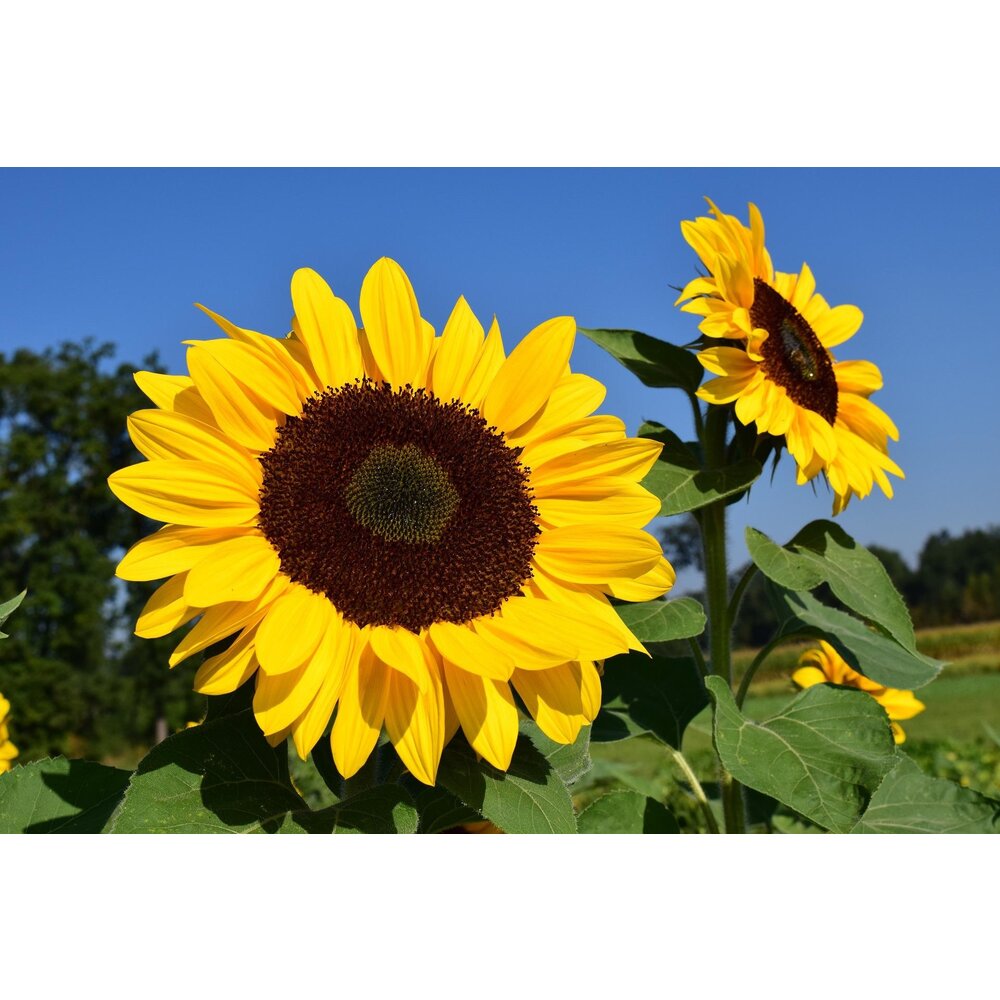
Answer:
[676,199,903,514]
[792,640,925,744]
[0,693,17,774]
[109,259,673,786]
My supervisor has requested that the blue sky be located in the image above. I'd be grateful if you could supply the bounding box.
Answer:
[1,168,997,582]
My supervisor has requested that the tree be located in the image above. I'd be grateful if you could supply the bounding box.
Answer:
[0,341,203,760]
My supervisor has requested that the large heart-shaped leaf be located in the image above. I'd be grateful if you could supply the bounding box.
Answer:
[707,676,899,833]
[436,728,577,834]
[576,790,679,833]
[851,757,1000,834]
[594,652,707,749]
[0,757,130,833]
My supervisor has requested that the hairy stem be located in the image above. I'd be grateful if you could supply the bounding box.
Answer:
[671,747,720,834]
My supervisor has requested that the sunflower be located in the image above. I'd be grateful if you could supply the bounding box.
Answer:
[0,693,17,774]
[792,640,925,744]
[109,259,673,786]
[676,199,903,514]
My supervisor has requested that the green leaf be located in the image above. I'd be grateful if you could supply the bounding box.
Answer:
[577,790,679,834]
[521,719,592,786]
[0,590,26,639]
[851,757,1000,834]
[283,786,419,834]
[0,757,130,833]
[110,707,308,833]
[617,597,706,642]
[403,782,483,834]
[640,423,761,516]
[790,520,917,650]
[772,586,942,690]
[436,730,577,834]
[578,327,703,394]
[706,676,899,833]
[594,652,708,749]
[745,527,825,591]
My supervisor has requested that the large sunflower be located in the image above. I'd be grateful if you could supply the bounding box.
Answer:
[792,640,925,744]
[0,693,17,774]
[109,259,673,786]
[676,199,903,514]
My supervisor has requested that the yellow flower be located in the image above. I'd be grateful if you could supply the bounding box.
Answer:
[676,199,903,514]
[792,640,925,744]
[0,693,18,774]
[109,259,674,786]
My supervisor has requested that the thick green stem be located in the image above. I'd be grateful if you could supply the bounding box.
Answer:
[700,407,746,833]
[670,748,720,834]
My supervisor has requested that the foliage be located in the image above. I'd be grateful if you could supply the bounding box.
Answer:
[0,341,203,759]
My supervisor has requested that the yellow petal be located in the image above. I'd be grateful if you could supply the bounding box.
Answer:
[255,585,332,676]
[485,595,634,667]
[530,438,663,488]
[108,460,260,527]
[359,257,432,388]
[813,303,863,349]
[442,660,518,770]
[430,295,485,402]
[696,373,755,405]
[385,649,446,786]
[461,317,505,407]
[183,534,281,607]
[116,524,255,582]
[330,642,390,779]
[511,663,591,744]
[482,316,575,432]
[368,626,430,693]
[290,268,364,390]
[187,345,278,451]
[127,410,260,492]
[290,617,359,759]
[190,339,302,417]
[697,346,757,378]
[253,641,330,736]
[169,578,286,667]
[604,556,676,601]
[194,624,262,695]
[835,360,883,396]
[427,621,515,681]
[508,373,606,444]
[534,524,662,584]
[135,573,199,639]
[534,488,660,529]
[791,666,827,689]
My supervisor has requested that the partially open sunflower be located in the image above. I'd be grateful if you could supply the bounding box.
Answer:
[676,199,903,513]
[109,259,673,785]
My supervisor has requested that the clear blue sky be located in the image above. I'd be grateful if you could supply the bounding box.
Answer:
[1,169,997,582]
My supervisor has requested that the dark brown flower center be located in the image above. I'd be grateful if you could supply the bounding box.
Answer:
[257,381,539,631]
[750,278,838,425]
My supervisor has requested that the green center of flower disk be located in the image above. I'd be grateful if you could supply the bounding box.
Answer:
[750,278,838,425]
[345,443,459,544]
[257,381,539,631]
